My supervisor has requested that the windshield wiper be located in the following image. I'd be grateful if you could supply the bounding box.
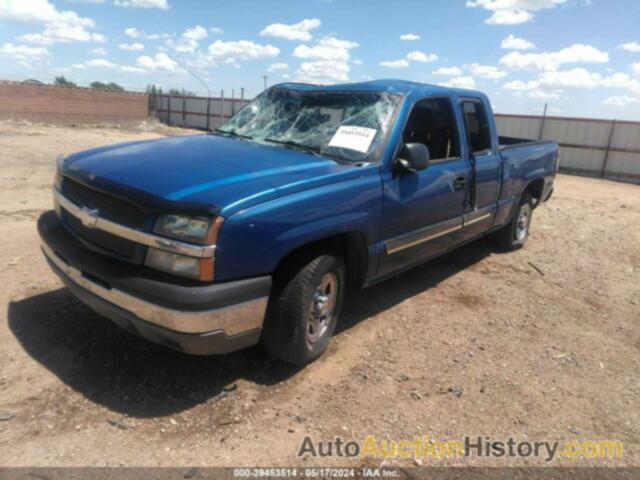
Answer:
[213,128,253,140]
[264,138,322,157]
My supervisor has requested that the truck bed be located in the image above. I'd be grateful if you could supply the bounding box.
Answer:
[498,135,550,150]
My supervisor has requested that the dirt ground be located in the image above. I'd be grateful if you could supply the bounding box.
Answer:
[0,120,638,469]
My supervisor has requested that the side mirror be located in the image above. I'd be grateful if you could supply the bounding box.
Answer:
[396,143,430,173]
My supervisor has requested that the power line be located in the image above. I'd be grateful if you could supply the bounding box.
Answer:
[166,53,211,97]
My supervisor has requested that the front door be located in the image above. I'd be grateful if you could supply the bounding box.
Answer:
[378,97,471,278]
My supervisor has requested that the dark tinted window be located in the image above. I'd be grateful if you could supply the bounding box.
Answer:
[402,98,459,161]
[462,101,492,154]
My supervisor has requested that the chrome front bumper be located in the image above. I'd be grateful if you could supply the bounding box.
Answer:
[42,242,268,337]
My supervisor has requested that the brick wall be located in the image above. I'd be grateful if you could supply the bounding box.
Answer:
[0,82,150,124]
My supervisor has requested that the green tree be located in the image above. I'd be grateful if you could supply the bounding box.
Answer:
[145,84,163,95]
[90,81,124,92]
[168,87,196,97]
[54,76,76,87]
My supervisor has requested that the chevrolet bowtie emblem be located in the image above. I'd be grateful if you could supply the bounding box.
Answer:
[80,207,100,228]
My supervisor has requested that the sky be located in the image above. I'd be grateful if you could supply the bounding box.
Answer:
[1,0,640,120]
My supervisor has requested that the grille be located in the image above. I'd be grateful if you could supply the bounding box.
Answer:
[60,177,145,261]
[61,210,138,259]
[61,178,144,228]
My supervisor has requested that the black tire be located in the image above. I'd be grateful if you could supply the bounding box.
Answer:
[261,254,346,366]
[492,191,534,250]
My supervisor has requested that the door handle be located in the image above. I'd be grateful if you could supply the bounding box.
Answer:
[453,176,467,190]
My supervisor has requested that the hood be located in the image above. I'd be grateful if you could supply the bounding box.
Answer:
[60,134,365,217]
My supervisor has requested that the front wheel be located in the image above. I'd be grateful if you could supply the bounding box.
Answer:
[492,192,534,250]
[261,254,346,365]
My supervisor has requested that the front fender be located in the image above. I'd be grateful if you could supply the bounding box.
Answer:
[214,169,382,282]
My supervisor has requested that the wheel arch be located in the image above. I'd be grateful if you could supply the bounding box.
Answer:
[525,178,545,207]
[271,231,370,293]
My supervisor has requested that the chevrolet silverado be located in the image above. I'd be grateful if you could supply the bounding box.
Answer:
[38,80,558,365]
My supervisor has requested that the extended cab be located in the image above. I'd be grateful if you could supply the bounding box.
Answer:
[38,80,558,365]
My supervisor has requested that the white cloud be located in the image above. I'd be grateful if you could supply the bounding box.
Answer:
[124,27,170,40]
[618,42,640,53]
[90,47,106,56]
[486,10,532,24]
[502,80,562,99]
[538,68,602,88]
[406,51,438,63]
[380,59,410,69]
[433,66,463,76]
[381,50,438,69]
[0,0,60,24]
[85,58,117,68]
[400,33,420,41]
[503,79,540,91]
[84,57,145,73]
[1,0,105,45]
[466,0,567,25]
[527,89,560,99]
[600,72,640,96]
[183,25,207,41]
[209,26,223,35]
[501,34,536,50]
[208,40,279,62]
[293,36,358,61]
[293,36,358,84]
[633,63,640,77]
[353,59,362,65]
[118,42,144,51]
[603,96,638,107]
[504,68,640,98]
[296,60,350,84]
[168,25,207,53]
[114,0,168,9]
[20,25,105,45]
[260,18,321,42]
[268,62,288,72]
[500,44,609,71]
[0,42,50,61]
[469,63,507,80]
[439,76,476,89]
[136,52,178,71]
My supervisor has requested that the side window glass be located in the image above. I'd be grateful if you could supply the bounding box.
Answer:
[462,101,492,154]
[402,99,460,162]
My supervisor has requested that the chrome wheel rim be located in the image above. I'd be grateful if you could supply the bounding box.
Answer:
[306,272,338,345]
[515,203,531,241]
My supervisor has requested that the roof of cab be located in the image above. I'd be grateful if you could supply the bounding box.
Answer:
[273,79,482,98]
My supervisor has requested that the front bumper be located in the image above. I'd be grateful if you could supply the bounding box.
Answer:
[38,210,271,355]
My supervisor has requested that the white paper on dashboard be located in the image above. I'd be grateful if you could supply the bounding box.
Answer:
[328,126,377,153]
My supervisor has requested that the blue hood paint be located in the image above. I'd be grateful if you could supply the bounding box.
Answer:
[61,134,363,217]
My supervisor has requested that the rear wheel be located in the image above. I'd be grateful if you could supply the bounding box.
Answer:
[492,191,534,250]
[261,254,345,365]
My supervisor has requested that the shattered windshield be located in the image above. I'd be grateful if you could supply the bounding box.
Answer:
[216,88,402,163]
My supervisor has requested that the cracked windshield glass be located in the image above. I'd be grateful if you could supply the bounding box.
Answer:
[216,88,402,163]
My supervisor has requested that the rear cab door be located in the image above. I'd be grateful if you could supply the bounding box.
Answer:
[457,95,502,238]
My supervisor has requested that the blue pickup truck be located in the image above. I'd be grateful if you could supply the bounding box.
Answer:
[38,80,557,365]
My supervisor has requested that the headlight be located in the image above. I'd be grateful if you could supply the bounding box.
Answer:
[153,214,213,243]
[145,248,213,281]
[147,215,223,281]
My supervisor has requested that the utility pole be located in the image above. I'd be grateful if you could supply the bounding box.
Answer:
[538,102,548,140]
[263,75,268,91]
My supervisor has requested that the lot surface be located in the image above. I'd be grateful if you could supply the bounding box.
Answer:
[0,120,638,468]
